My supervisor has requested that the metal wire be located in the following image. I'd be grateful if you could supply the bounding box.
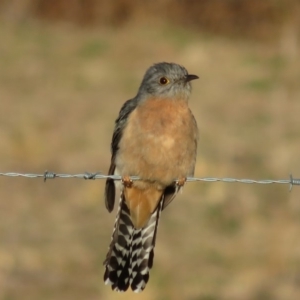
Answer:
[0,171,299,191]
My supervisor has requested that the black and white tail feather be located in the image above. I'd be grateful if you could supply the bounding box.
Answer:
[104,190,164,292]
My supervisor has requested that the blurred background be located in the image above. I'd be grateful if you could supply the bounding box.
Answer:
[0,1,300,299]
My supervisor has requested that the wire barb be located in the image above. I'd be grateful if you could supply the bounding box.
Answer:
[84,172,100,180]
[44,170,56,182]
[289,174,300,192]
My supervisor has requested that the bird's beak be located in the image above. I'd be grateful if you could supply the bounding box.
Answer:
[185,74,199,82]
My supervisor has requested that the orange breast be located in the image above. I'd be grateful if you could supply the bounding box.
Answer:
[116,97,198,187]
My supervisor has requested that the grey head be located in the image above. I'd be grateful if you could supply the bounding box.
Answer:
[137,62,198,101]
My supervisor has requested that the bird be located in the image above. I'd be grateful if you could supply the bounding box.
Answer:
[103,62,199,292]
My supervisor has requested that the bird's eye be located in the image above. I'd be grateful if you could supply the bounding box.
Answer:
[159,77,169,85]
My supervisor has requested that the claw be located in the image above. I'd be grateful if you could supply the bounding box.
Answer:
[122,175,133,188]
[176,177,186,187]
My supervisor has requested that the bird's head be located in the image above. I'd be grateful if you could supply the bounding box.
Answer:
[138,62,198,101]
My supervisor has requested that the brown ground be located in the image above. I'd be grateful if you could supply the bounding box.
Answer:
[0,18,300,300]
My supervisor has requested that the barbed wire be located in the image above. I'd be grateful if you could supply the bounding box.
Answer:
[0,171,299,191]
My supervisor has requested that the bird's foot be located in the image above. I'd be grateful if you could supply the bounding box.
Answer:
[121,175,133,188]
[176,177,186,187]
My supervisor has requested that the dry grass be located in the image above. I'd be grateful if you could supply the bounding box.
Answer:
[0,19,300,300]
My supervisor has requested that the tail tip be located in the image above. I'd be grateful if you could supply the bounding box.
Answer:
[104,273,147,293]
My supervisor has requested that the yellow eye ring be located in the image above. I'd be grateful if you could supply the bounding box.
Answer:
[159,77,169,85]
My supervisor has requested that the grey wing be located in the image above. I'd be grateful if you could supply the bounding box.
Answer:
[105,98,139,212]
[162,184,181,210]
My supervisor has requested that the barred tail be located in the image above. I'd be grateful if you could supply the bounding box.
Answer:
[104,191,163,292]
